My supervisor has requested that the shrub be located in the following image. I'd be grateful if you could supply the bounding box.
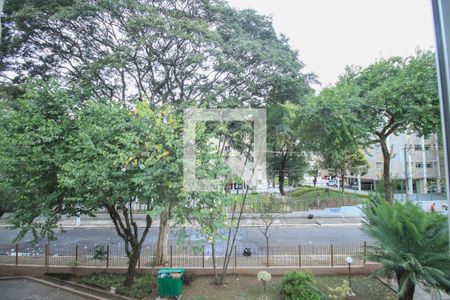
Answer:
[81,272,155,299]
[257,270,272,292]
[183,270,195,285]
[92,245,107,261]
[327,280,351,300]
[280,271,321,300]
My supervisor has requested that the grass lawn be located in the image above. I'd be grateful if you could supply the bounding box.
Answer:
[151,274,397,300]
[235,187,367,213]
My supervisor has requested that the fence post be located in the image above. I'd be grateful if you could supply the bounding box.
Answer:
[202,246,205,269]
[298,244,302,268]
[363,241,367,265]
[266,244,269,267]
[234,245,237,269]
[75,244,79,263]
[106,245,109,268]
[45,244,48,267]
[170,245,173,268]
[15,243,18,265]
[330,244,334,267]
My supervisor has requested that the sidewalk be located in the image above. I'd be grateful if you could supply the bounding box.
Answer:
[0,213,362,229]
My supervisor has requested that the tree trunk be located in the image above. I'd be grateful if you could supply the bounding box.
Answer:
[155,209,170,265]
[341,170,345,193]
[212,243,219,285]
[124,246,140,287]
[380,137,393,202]
[105,205,152,289]
[396,271,415,300]
[279,153,288,195]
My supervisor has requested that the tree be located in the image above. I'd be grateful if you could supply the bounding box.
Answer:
[303,84,368,192]
[362,196,450,300]
[2,0,314,266]
[0,80,185,286]
[1,0,313,106]
[347,50,440,201]
[60,102,184,286]
[0,79,81,242]
[267,103,308,195]
[256,194,277,266]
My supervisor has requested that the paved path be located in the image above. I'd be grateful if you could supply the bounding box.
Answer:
[0,278,87,300]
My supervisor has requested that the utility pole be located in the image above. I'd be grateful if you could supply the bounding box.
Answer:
[403,144,413,201]
[421,136,428,194]
[435,133,442,193]
[404,144,409,199]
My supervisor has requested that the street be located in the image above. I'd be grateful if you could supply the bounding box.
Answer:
[0,225,370,253]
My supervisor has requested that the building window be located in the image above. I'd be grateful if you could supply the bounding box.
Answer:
[426,162,433,168]
[416,162,423,168]
[376,162,383,169]
[425,144,431,151]
[224,145,231,151]
[414,144,422,151]
[247,156,254,162]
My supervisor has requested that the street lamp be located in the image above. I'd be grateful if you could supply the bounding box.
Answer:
[346,256,353,291]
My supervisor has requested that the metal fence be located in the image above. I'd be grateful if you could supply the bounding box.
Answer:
[0,241,375,269]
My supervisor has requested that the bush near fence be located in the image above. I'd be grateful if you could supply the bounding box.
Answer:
[0,242,374,269]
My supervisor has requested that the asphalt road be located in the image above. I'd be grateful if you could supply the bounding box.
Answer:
[0,225,370,253]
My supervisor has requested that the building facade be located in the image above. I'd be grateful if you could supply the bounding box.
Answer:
[348,132,444,194]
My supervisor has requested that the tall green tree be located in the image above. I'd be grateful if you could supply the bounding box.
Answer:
[303,84,368,192]
[60,102,185,286]
[346,50,440,201]
[0,79,80,241]
[267,103,308,195]
[0,80,186,286]
[1,0,312,106]
[362,196,450,300]
[1,0,313,264]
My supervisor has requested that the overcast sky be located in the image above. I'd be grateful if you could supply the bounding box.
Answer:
[227,0,436,88]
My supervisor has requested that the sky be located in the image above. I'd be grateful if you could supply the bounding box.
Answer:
[227,0,436,88]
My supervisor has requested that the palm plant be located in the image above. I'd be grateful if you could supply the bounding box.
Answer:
[362,195,450,300]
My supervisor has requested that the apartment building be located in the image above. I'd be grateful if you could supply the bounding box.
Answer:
[348,132,444,193]
[221,143,268,192]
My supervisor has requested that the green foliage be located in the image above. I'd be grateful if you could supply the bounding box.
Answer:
[362,195,450,298]
[183,270,195,285]
[2,0,312,107]
[327,280,351,300]
[303,83,368,183]
[92,245,107,261]
[67,259,79,270]
[267,103,309,194]
[280,271,321,300]
[81,272,155,299]
[352,50,440,137]
[0,79,79,242]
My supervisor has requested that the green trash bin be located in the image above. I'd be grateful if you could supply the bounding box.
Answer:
[157,268,185,298]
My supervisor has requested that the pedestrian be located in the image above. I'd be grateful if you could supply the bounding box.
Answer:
[431,202,436,213]
[313,176,317,187]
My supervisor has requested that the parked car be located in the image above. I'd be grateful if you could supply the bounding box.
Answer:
[327,179,338,187]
